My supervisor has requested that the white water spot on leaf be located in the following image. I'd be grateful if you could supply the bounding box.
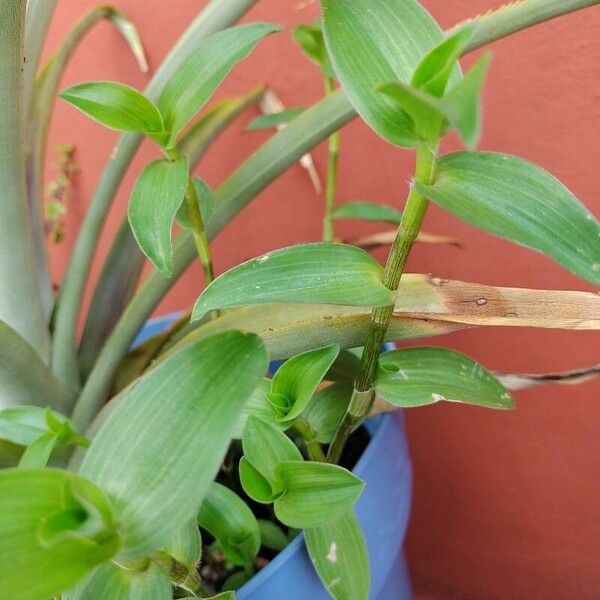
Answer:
[476,298,487,306]
[256,254,270,264]
[431,393,445,403]
[592,263,600,272]
[326,541,338,563]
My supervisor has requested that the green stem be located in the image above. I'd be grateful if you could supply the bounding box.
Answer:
[184,178,216,287]
[51,0,260,390]
[322,76,339,242]
[295,419,326,461]
[154,551,209,597]
[326,145,436,464]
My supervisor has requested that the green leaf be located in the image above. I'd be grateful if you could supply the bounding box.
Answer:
[158,22,281,147]
[293,23,334,78]
[231,378,278,439]
[239,456,277,503]
[128,156,189,276]
[18,431,57,468]
[333,201,402,225]
[258,519,289,552]
[0,405,66,445]
[192,243,394,320]
[78,331,268,561]
[197,483,260,566]
[246,107,306,131]
[0,320,74,412]
[378,52,491,148]
[268,345,340,426]
[60,81,164,138]
[241,416,302,490]
[305,508,370,600]
[176,177,214,230]
[222,571,250,592]
[321,0,445,146]
[0,468,119,600]
[273,461,365,528]
[63,562,171,600]
[375,346,514,409]
[412,25,475,96]
[162,520,201,567]
[415,152,600,285]
[303,382,353,444]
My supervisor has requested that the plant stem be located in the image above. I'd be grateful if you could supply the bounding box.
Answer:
[326,145,436,464]
[184,178,216,287]
[322,76,340,242]
[51,0,261,390]
[295,419,326,461]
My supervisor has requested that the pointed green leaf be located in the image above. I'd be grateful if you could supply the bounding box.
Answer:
[333,201,402,225]
[247,107,306,131]
[192,243,394,320]
[305,508,370,600]
[415,152,600,285]
[18,431,57,468]
[258,519,289,552]
[0,469,119,600]
[378,52,490,148]
[60,81,164,136]
[239,456,278,503]
[375,346,514,409]
[242,416,302,488]
[128,156,189,276]
[63,562,171,600]
[269,345,340,426]
[78,331,268,561]
[273,461,365,528]
[176,177,214,230]
[321,0,445,146]
[197,483,260,566]
[162,520,201,567]
[412,25,474,96]
[0,405,66,445]
[303,382,353,444]
[293,23,334,78]
[158,23,281,147]
[232,378,278,438]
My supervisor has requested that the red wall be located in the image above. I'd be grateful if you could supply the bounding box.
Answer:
[44,1,600,598]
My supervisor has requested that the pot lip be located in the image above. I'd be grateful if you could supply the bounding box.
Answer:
[237,413,391,596]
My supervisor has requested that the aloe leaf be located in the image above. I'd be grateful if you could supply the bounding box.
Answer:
[273,461,365,528]
[77,331,267,561]
[269,345,340,426]
[60,81,164,136]
[247,107,306,130]
[0,406,64,445]
[63,562,171,600]
[321,0,445,146]
[305,508,370,600]
[162,520,201,568]
[231,378,278,438]
[416,152,600,285]
[176,177,214,230]
[375,346,513,409]
[0,468,119,600]
[197,483,260,566]
[333,201,402,225]
[128,157,189,276]
[242,416,302,488]
[158,22,281,147]
[192,243,394,320]
[0,320,75,412]
[239,456,278,503]
[18,432,58,468]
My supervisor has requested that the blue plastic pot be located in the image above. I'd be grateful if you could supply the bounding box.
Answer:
[135,316,413,599]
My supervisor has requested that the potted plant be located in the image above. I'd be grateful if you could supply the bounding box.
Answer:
[1,1,598,599]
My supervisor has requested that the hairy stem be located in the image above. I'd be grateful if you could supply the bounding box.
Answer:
[322,76,339,242]
[51,0,260,389]
[0,0,51,360]
[327,145,436,464]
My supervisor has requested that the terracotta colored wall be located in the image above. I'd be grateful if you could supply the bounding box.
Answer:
[44,2,599,598]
